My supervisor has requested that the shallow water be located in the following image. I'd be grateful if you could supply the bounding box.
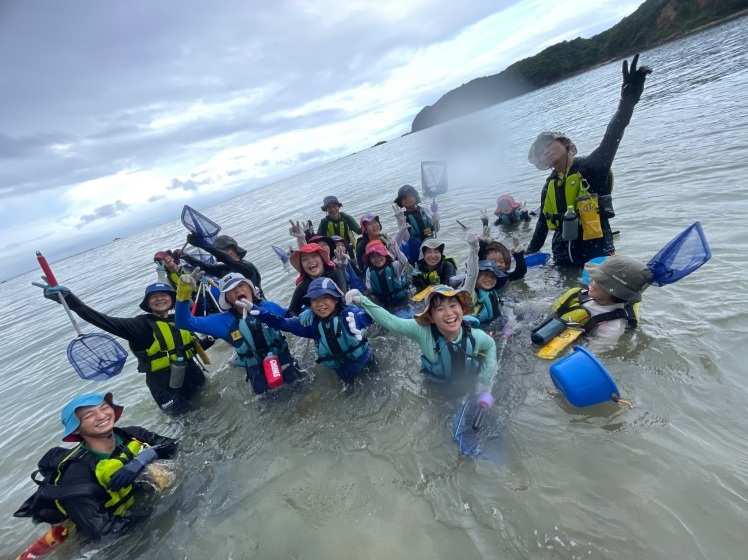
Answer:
[1,16,747,560]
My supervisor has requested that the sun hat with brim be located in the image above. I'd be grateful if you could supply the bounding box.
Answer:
[584,255,653,303]
[528,131,578,170]
[418,238,446,261]
[153,250,169,263]
[363,241,393,267]
[481,241,511,268]
[61,392,123,442]
[289,243,334,274]
[218,272,259,311]
[494,194,521,215]
[309,235,337,257]
[139,283,176,312]
[359,213,380,232]
[214,235,247,259]
[414,285,473,327]
[321,196,342,211]
[394,184,421,207]
[302,277,345,306]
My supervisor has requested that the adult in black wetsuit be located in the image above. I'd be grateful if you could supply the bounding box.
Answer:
[181,234,265,298]
[526,54,652,266]
[39,282,210,412]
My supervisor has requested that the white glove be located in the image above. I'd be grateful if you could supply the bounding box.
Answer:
[467,233,480,251]
[481,225,491,240]
[346,311,363,341]
[288,220,306,239]
[334,246,348,266]
[234,299,255,320]
[431,213,440,233]
[392,203,406,227]
[345,289,362,306]
[179,267,204,290]
[479,208,489,222]
[512,235,526,254]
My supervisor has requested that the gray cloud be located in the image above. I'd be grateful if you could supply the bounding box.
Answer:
[168,178,199,191]
[78,200,130,227]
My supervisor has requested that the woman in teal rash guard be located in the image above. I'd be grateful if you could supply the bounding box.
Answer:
[344,285,498,410]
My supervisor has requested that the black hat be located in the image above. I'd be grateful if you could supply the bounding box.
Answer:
[214,235,247,259]
[394,185,421,207]
[321,196,342,211]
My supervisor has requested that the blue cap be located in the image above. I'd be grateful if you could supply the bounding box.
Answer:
[478,260,508,290]
[139,282,176,312]
[60,392,123,442]
[302,277,344,305]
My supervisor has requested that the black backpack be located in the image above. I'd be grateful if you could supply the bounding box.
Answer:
[14,446,103,524]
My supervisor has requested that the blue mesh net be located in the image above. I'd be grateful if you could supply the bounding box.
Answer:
[421,161,448,198]
[185,248,216,265]
[181,205,220,246]
[647,221,711,286]
[67,334,128,381]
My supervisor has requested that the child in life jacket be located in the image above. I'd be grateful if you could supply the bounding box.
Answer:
[479,238,528,281]
[248,278,376,385]
[393,185,439,263]
[362,238,409,307]
[462,235,508,327]
[549,255,652,352]
[484,195,531,226]
[345,286,498,410]
[412,238,458,291]
[174,271,304,394]
[287,243,348,316]
[317,195,362,241]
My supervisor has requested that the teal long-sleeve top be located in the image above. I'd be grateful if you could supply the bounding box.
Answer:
[357,295,497,391]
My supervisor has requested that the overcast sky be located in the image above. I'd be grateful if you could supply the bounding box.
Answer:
[0,0,642,280]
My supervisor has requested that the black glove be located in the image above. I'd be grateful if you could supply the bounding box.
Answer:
[621,53,652,105]
[108,447,158,491]
[186,232,203,248]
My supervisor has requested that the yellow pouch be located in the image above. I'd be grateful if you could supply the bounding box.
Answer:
[576,185,603,240]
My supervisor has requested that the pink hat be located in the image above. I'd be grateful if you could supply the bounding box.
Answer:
[494,194,520,216]
[362,241,393,267]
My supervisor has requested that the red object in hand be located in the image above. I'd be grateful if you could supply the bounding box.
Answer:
[16,524,69,560]
[36,251,59,286]
[263,355,284,389]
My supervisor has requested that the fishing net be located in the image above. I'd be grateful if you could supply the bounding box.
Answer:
[421,161,448,198]
[181,205,220,246]
[647,221,711,286]
[185,248,216,265]
[67,334,128,381]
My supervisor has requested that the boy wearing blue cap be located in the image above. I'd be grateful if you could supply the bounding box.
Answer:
[14,392,177,542]
[247,277,376,384]
[37,281,209,413]
[463,234,508,326]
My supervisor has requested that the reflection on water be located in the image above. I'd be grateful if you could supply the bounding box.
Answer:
[2,16,748,560]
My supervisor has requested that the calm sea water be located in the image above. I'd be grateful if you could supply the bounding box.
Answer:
[2,17,747,560]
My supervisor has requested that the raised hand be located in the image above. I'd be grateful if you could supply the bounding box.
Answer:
[511,236,526,254]
[289,220,305,238]
[32,278,70,303]
[621,53,652,104]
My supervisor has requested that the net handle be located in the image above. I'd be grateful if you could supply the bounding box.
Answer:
[36,251,84,337]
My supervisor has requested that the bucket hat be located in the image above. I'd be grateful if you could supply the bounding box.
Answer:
[362,241,393,267]
[302,277,345,306]
[584,255,652,302]
[528,131,578,170]
[418,238,445,261]
[394,184,421,207]
[289,243,334,274]
[494,194,521,216]
[414,285,473,326]
[481,241,511,269]
[321,196,342,211]
[477,260,508,290]
[359,213,381,232]
[139,283,176,312]
[61,392,123,442]
[214,235,247,259]
[218,273,259,310]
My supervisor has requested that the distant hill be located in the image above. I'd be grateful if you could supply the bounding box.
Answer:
[411,0,748,133]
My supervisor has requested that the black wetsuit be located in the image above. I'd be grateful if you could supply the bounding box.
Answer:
[183,240,264,298]
[56,426,177,541]
[527,99,638,266]
[64,294,207,411]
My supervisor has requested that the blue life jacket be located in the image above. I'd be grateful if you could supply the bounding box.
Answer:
[420,323,481,382]
[315,315,369,370]
[233,316,289,368]
[473,288,503,325]
[369,265,407,305]
[405,208,433,241]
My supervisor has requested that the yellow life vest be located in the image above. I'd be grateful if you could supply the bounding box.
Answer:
[552,288,640,333]
[137,320,196,374]
[54,437,147,518]
[542,172,585,230]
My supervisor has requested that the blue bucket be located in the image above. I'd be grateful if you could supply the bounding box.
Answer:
[525,252,550,267]
[549,346,620,407]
